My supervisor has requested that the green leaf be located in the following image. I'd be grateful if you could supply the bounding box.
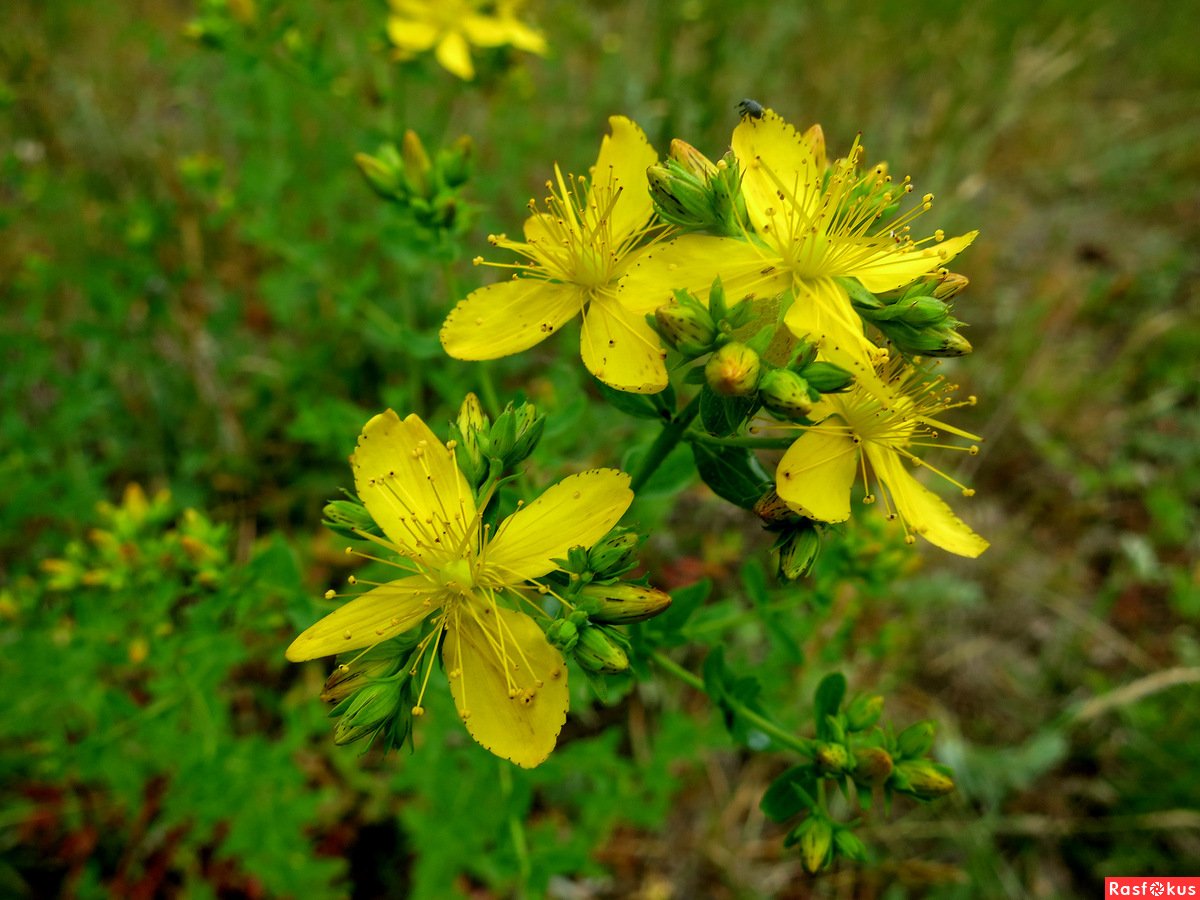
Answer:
[699,385,757,436]
[594,377,667,420]
[813,673,847,740]
[690,441,771,509]
[760,765,818,822]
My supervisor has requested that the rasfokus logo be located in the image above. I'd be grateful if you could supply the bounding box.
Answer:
[1106,878,1200,896]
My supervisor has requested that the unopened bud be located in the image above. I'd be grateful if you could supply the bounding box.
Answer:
[705,342,761,396]
[759,369,814,418]
[586,530,643,577]
[573,625,630,673]
[776,525,821,580]
[355,148,404,198]
[400,130,432,194]
[890,759,955,799]
[932,271,969,300]
[323,498,382,541]
[579,583,672,624]
[545,618,580,652]
[654,302,718,357]
[896,720,936,758]
[851,746,894,786]
[332,678,404,746]
[667,139,716,178]
[647,163,713,230]
[923,327,973,357]
[504,402,544,466]
[814,741,852,775]
[845,694,885,731]
[786,816,834,874]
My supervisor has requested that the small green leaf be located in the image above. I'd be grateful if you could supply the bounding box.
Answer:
[594,377,665,420]
[760,765,818,822]
[813,673,847,739]
[691,441,771,509]
[699,385,757,436]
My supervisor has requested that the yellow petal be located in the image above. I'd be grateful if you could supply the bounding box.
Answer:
[783,277,876,370]
[286,575,436,662]
[435,30,475,79]
[591,116,658,244]
[444,601,569,768]
[776,426,859,523]
[485,469,632,581]
[440,279,583,360]
[617,234,777,312]
[732,110,823,237]
[579,295,668,393]
[351,410,475,560]
[852,231,978,294]
[866,446,989,558]
[386,17,439,52]
[461,14,513,47]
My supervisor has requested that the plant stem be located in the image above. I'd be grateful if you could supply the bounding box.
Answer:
[499,761,531,893]
[651,650,816,756]
[630,393,702,492]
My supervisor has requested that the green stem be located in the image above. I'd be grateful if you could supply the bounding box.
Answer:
[630,393,702,492]
[499,762,531,893]
[651,651,816,756]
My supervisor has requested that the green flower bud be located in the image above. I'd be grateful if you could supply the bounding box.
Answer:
[579,583,672,624]
[647,164,713,230]
[453,393,489,484]
[400,129,433,195]
[799,360,853,393]
[503,402,544,466]
[354,147,406,199]
[922,327,973,357]
[321,648,403,703]
[323,498,382,541]
[814,741,852,775]
[890,759,955,799]
[586,530,643,578]
[896,720,936,758]
[573,625,631,673]
[845,694,885,732]
[654,302,718,357]
[759,369,815,418]
[545,618,580,652]
[709,153,750,237]
[775,524,821,580]
[332,678,405,746]
[851,746,894,787]
[705,342,761,396]
[440,135,473,188]
[786,816,834,874]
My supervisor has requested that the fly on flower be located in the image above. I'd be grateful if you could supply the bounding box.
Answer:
[440,116,673,393]
[772,356,988,557]
[287,410,634,767]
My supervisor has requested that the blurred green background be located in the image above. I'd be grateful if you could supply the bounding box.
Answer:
[3,0,1198,897]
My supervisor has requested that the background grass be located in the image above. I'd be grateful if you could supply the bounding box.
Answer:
[3,0,1198,897]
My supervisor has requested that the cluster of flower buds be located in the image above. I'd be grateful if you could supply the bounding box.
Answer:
[842,271,972,357]
[322,638,420,752]
[651,278,755,362]
[761,674,956,873]
[355,130,474,237]
[646,139,749,236]
[757,339,855,419]
[448,393,545,491]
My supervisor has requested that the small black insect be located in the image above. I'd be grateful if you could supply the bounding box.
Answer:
[736,98,765,120]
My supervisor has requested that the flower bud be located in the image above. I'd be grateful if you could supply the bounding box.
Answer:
[814,741,852,775]
[833,828,868,863]
[896,720,936,758]
[503,402,544,466]
[754,488,802,526]
[321,651,402,704]
[573,625,631,673]
[799,360,853,393]
[759,369,814,418]
[921,327,973,357]
[332,678,405,746]
[654,302,718,357]
[400,129,433,195]
[845,694,885,732]
[890,759,955,799]
[453,393,489,483]
[851,746,894,786]
[545,617,580,652]
[579,583,672,624]
[932,271,969,300]
[775,525,821,580]
[647,162,713,230]
[585,530,642,578]
[668,138,719,179]
[323,498,382,541]
[355,148,405,199]
[705,342,761,396]
[786,816,834,874]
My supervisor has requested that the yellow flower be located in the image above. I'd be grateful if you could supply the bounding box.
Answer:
[287,410,633,767]
[387,0,546,81]
[619,110,977,368]
[774,358,988,557]
[440,116,670,393]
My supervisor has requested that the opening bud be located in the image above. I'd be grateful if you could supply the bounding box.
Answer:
[669,138,719,179]
[705,342,761,396]
[579,582,672,624]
